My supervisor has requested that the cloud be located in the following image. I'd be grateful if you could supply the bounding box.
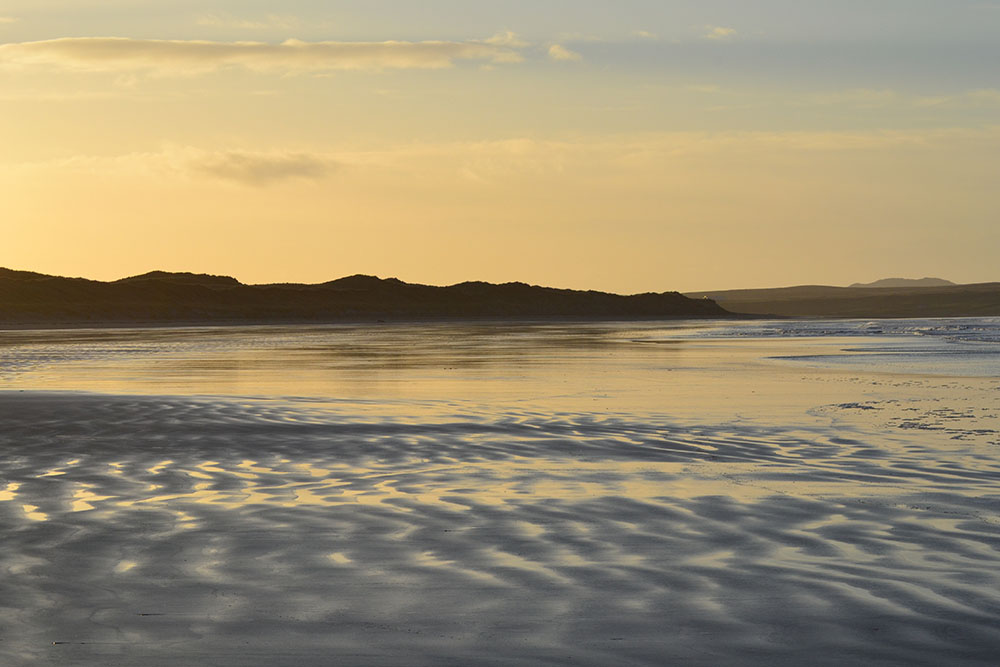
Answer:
[632,30,658,40]
[0,37,525,74]
[1,146,343,187]
[189,150,338,186]
[793,87,1000,110]
[547,44,582,62]
[803,88,899,108]
[0,89,127,102]
[17,127,996,187]
[704,26,737,41]
[0,16,19,24]
[484,31,529,48]
[910,88,1000,109]
[964,88,1000,104]
[196,13,300,30]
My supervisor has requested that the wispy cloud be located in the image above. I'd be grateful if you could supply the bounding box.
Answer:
[910,88,1000,109]
[9,128,1000,192]
[632,30,658,40]
[802,88,899,108]
[196,13,300,31]
[1,147,342,187]
[191,150,338,186]
[0,89,129,102]
[963,88,1000,104]
[0,16,19,24]
[484,31,529,48]
[704,26,737,41]
[0,36,525,74]
[796,87,1000,110]
[547,44,582,62]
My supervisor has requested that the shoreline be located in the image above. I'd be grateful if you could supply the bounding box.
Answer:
[0,312,767,332]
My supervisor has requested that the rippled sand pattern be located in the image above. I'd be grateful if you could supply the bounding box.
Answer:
[2,391,1000,666]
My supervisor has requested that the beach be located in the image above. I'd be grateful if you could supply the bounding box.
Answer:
[1,321,999,665]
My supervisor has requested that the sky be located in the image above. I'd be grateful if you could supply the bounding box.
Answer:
[2,1,999,292]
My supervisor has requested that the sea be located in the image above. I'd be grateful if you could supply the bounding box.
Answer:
[1,318,998,665]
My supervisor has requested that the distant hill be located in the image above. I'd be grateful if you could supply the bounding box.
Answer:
[115,270,242,288]
[686,282,1000,318]
[0,269,729,327]
[849,277,955,289]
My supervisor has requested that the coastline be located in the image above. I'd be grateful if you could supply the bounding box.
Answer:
[0,312,761,332]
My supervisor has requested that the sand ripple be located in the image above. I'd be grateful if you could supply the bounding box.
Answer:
[1,392,999,665]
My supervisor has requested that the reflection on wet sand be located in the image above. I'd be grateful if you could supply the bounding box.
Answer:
[2,392,1000,666]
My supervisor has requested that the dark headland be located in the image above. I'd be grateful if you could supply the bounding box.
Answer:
[0,268,729,327]
[686,279,1000,318]
[849,277,955,289]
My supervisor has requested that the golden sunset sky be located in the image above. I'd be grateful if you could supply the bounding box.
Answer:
[2,1,999,292]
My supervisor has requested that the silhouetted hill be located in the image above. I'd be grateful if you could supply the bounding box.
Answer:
[849,277,955,289]
[0,268,56,282]
[686,283,1000,317]
[115,271,242,288]
[0,269,729,327]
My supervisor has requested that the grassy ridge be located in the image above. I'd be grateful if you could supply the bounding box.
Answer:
[0,269,729,326]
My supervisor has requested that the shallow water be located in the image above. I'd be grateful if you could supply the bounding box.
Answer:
[1,321,999,665]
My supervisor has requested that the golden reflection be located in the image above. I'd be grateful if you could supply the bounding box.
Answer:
[296,462,331,477]
[37,458,82,478]
[286,483,330,507]
[114,560,138,573]
[22,504,48,521]
[175,510,198,526]
[1,455,934,531]
[3,436,978,542]
[416,550,455,568]
[482,546,573,584]
[239,459,289,476]
[72,483,114,512]
[198,461,258,480]
[147,460,174,475]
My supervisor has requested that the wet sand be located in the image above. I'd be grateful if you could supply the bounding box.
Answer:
[1,323,999,665]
